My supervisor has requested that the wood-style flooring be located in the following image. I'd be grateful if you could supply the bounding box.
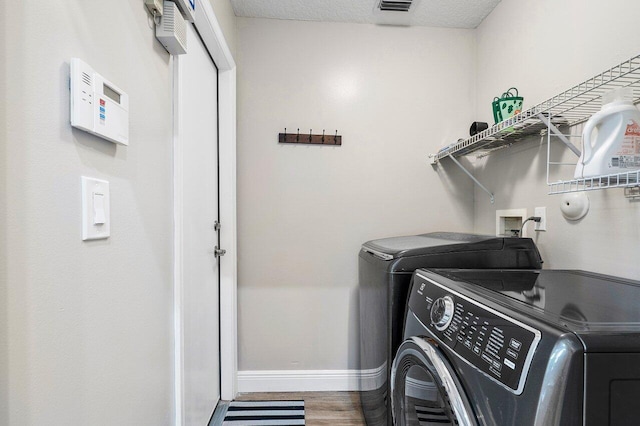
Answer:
[235,392,366,425]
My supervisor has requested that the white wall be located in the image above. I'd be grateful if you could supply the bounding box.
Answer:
[0,2,238,422]
[0,3,8,419]
[236,18,476,373]
[473,0,640,278]
[2,2,175,424]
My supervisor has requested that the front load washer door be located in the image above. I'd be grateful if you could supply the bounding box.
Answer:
[391,336,477,426]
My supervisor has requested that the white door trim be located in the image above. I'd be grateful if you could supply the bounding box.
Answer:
[173,2,237,423]
[216,68,237,402]
[193,0,237,403]
[172,54,185,424]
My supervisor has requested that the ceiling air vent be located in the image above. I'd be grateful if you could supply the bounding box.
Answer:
[378,0,413,13]
[374,0,419,25]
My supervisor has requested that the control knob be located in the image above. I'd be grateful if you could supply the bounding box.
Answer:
[430,295,455,331]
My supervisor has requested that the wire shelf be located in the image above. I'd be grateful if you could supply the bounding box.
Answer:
[431,54,640,162]
[548,171,640,194]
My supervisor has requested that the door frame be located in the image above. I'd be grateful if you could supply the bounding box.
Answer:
[173,0,237,423]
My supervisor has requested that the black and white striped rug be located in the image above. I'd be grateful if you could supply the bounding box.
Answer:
[222,400,305,425]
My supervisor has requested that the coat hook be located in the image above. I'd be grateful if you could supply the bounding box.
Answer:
[309,129,312,142]
[297,128,300,143]
[334,130,338,143]
[283,128,287,142]
[322,129,325,143]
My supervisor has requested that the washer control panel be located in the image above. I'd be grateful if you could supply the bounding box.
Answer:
[409,272,540,394]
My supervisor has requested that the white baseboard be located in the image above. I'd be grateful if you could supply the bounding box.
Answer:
[237,363,386,393]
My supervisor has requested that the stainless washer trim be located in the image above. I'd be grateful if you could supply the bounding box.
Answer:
[361,246,394,261]
[414,272,542,395]
[432,295,455,331]
[391,336,477,426]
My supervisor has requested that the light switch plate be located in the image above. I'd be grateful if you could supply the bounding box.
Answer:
[82,176,110,240]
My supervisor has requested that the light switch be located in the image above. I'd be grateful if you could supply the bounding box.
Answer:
[93,193,106,224]
[82,177,110,240]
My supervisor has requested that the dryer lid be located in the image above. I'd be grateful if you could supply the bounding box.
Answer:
[362,232,503,260]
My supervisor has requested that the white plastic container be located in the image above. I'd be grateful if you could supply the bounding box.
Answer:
[574,88,640,179]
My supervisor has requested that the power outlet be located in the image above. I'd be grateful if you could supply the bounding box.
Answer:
[534,207,547,231]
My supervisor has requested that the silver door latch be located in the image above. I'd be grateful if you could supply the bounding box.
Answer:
[214,246,226,257]
[214,221,222,231]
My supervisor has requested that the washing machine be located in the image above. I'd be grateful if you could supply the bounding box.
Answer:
[358,233,542,425]
[392,268,640,425]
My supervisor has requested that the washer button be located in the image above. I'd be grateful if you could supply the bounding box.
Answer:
[509,338,522,351]
[504,358,516,370]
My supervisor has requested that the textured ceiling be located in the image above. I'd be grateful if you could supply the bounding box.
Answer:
[230,0,502,28]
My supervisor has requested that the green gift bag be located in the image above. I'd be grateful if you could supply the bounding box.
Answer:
[492,87,523,124]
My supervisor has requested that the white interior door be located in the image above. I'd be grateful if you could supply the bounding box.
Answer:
[175,22,220,425]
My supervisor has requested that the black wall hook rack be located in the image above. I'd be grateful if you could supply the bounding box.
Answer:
[279,128,342,146]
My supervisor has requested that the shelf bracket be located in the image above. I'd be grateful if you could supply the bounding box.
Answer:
[537,113,581,157]
[447,154,494,204]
